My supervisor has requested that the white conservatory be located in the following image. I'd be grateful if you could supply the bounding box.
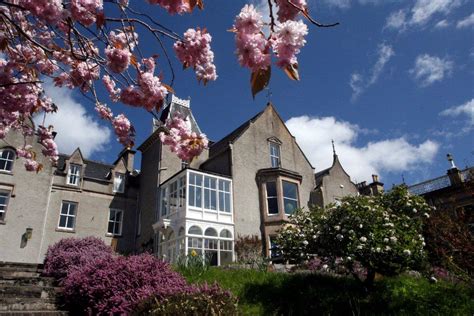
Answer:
[152,169,234,266]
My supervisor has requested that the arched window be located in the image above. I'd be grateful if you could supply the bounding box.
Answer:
[167,230,175,241]
[220,229,232,238]
[188,225,202,235]
[0,148,15,172]
[204,227,218,237]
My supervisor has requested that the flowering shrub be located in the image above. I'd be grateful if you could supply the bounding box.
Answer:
[134,282,238,315]
[277,186,432,285]
[62,253,190,314]
[43,236,113,281]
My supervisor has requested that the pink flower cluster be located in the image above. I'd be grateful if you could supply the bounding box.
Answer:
[112,114,135,147]
[147,0,190,15]
[159,114,209,161]
[274,0,307,22]
[174,28,217,83]
[62,253,190,313]
[71,0,103,26]
[271,20,308,67]
[105,30,138,73]
[43,236,114,281]
[37,125,59,163]
[234,3,308,71]
[95,103,113,120]
[233,5,271,72]
[18,0,64,25]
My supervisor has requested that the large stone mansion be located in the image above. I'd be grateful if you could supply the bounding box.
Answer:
[0,96,382,265]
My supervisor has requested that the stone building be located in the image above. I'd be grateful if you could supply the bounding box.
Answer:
[408,154,473,213]
[0,120,139,263]
[1,95,376,265]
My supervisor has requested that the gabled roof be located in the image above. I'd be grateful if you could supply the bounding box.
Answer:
[57,154,114,180]
[315,154,354,187]
[208,109,265,158]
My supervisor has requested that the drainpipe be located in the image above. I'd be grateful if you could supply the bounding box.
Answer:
[37,167,55,264]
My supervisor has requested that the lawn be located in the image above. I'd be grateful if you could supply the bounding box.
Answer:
[179,267,474,315]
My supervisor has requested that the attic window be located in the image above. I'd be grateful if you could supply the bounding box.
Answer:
[67,164,82,186]
[269,142,281,168]
[113,173,125,193]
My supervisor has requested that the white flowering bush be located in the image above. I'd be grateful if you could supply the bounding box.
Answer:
[277,186,432,285]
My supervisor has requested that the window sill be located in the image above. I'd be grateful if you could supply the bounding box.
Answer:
[106,233,122,238]
[55,228,76,233]
[0,220,5,225]
[0,170,13,176]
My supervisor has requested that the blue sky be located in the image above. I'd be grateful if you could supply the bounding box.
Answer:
[43,0,473,187]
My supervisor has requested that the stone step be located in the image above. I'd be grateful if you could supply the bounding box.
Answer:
[0,312,67,316]
[0,263,42,274]
[0,277,55,288]
[0,271,41,279]
[0,298,59,312]
[0,285,59,300]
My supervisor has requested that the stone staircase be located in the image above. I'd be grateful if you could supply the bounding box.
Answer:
[0,262,66,315]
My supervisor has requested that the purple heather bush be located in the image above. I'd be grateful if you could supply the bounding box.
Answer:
[62,253,191,314]
[43,236,113,281]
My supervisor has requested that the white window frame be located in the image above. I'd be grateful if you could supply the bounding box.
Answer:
[203,176,217,211]
[218,179,231,213]
[113,172,125,193]
[107,208,123,236]
[67,164,82,186]
[58,201,77,230]
[266,181,279,215]
[0,190,10,221]
[0,149,15,172]
[269,142,281,168]
[282,180,299,215]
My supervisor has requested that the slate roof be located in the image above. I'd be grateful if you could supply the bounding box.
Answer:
[57,154,114,180]
[208,109,265,158]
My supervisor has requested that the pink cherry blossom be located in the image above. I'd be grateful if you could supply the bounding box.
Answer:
[234,5,271,72]
[271,20,308,67]
[105,47,131,73]
[18,0,64,25]
[274,0,307,22]
[71,0,103,26]
[174,28,217,83]
[147,0,190,15]
[112,114,135,147]
[159,114,208,161]
[95,103,113,120]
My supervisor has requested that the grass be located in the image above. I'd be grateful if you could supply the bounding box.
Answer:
[179,267,474,315]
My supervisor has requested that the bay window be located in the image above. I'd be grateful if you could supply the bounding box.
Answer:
[266,181,278,215]
[283,181,298,215]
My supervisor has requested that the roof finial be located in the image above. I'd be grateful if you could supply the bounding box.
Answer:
[331,139,336,156]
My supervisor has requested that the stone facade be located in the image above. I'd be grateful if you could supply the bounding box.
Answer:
[1,96,379,265]
[0,123,139,263]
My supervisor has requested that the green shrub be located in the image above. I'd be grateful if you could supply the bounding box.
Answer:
[134,282,238,316]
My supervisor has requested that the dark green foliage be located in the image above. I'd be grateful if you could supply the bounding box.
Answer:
[185,267,474,315]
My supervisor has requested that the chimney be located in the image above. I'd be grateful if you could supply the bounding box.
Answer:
[117,148,136,173]
[446,153,462,186]
[368,174,384,195]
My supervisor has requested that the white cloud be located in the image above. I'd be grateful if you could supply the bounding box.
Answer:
[409,54,453,87]
[350,43,394,101]
[411,0,461,25]
[34,83,111,157]
[457,13,474,28]
[435,19,450,28]
[440,98,474,124]
[385,9,408,31]
[285,116,439,182]
[385,0,463,31]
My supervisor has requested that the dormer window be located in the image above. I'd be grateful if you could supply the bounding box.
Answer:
[67,164,81,186]
[113,173,125,193]
[269,142,281,168]
[0,148,15,172]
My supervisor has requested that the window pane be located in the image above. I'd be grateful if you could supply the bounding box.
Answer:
[108,221,115,234]
[224,193,231,212]
[196,187,202,207]
[268,198,278,214]
[66,216,75,229]
[220,251,232,265]
[284,199,298,215]
[59,215,67,228]
[283,181,297,199]
[220,229,232,238]
[189,186,195,207]
[188,226,202,235]
[68,203,76,216]
[204,228,217,237]
[266,182,277,197]
[210,190,216,210]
